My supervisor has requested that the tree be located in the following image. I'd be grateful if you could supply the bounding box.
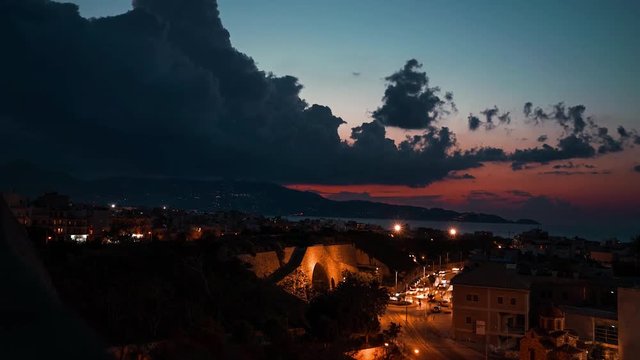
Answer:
[307,271,388,343]
[382,322,402,343]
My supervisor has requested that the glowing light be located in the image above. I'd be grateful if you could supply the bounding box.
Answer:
[393,224,402,232]
[384,342,389,347]
[449,228,457,236]
[414,349,420,354]
[110,204,116,209]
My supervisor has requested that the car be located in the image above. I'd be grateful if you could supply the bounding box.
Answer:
[431,306,441,313]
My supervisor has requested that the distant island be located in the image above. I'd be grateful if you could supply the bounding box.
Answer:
[0,161,539,225]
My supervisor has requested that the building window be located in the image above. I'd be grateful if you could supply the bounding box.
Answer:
[466,317,472,324]
[473,295,479,302]
[594,324,618,345]
[466,294,472,301]
[497,297,503,304]
[510,298,516,305]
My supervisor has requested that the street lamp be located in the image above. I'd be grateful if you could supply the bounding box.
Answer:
[449,228,457,236]
[393,224,402,233]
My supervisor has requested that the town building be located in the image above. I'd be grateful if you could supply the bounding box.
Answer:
[451,262,530,349]
[519,306,588,360]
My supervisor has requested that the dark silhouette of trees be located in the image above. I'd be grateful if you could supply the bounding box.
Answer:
[307,271,388,343]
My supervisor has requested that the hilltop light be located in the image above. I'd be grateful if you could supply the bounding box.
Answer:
[110,204,116,209]
[449,228,457,236]
[393,224,402,232]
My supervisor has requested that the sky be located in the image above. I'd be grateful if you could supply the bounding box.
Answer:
[3,0,640,236]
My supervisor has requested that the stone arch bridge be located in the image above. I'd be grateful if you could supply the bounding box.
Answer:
[238,243,390,292]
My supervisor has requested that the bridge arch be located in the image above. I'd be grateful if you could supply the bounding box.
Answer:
[312,263,330,292]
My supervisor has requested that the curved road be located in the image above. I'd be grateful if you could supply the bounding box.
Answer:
[382,304,483,360]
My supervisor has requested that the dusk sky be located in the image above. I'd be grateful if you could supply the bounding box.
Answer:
[3,0,640,233]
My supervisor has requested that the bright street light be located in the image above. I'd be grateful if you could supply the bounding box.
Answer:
[393,224,402,232]
[449,228,457,236]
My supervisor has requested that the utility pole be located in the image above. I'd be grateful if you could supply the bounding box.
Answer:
[395,270,398,292]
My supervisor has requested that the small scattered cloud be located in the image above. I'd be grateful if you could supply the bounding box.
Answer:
[352,72,361,77]
[552,162,596,169]
[538,170,610,176]
[447,173,475,180]
[507,190,532,198]
[537,135,548,142]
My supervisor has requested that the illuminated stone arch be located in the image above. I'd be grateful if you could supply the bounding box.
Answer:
[312,262,330,292]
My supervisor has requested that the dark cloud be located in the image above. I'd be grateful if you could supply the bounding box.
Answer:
[352,72,361,77]
[523,102,533,117]
[618,126,629,138]
[0,0,637,189]
[468,115,481,131]
[467,106,510,131]
[510,135,595,166]
[596,127,623,154]
[372,59,455,129]
[537,135,548,142]
[524,102,587,133]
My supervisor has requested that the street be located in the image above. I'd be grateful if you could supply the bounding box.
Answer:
[382,302,483,359]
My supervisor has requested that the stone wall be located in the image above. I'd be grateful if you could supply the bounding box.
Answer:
[239,243,389,291]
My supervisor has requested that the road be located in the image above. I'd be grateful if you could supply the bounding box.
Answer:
[381,303,483,360]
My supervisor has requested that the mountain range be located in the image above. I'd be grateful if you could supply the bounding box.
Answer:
[0,161,538,225]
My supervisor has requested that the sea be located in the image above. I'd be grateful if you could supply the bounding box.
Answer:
[286,216,640,242]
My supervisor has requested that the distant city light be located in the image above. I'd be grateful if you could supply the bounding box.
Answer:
[110,204,116,209]
[393,224,402,232]
[414,349,420,354]
[449,228,457,236]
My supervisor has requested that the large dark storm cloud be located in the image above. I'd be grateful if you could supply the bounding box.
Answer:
[0,0,636,187]
[0,0,490,186]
